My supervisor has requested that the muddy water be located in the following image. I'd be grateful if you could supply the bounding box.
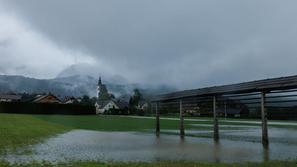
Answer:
[2,129,297,163]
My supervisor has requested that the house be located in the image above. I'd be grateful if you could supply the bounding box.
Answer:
[32,94,61,104]
[63,96,78,104]
[138,101,149,110]
[116,100,129,110]
[95,100,120,114]
[0,94,22,102]
[217,108,249,118]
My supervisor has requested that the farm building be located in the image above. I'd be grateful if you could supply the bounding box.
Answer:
[0,94,21,102]
[32,94,61,104]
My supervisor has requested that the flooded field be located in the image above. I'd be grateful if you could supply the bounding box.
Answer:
[2,126,297,164]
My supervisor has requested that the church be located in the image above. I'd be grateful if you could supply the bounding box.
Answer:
[95,77,120,114]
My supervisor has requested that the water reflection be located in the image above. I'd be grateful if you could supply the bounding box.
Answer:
[263,147,270,162]
[1,130,296,164]
[213,141,221,163]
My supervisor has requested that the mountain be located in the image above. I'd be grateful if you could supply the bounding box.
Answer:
[0,75,176,98]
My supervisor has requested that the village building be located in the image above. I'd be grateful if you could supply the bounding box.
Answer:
[96,100,119,114]
[138,101,149,110]
[0,94,22,102]
[95,77,129,114]
[32,93,61,104]
[63,96,78,104]
[95,77,113,114]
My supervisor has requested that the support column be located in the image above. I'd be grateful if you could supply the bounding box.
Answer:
[179,100,185,138]
[224,101,227,120]
[213,96,219,141]
[156,102,160,136]
[261,91,269,147]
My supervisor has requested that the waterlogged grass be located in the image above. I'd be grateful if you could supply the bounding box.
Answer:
[0,161,296,167]
[1,113,296,152]
[0,113,251,153]
[0,114,296,166]
[0,114,70,152]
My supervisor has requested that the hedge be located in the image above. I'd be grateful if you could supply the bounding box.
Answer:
[0,102,95,115]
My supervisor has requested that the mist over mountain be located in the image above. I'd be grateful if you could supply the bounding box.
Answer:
[0,75,176,98]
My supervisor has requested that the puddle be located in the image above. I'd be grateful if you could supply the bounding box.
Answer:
[2,130,297,164]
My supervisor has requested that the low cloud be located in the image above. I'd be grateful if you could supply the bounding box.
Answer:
[1,0,297,89]
[0,9,95,78]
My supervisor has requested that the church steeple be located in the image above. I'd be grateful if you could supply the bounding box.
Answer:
[98,76,102,86]
[96,76,110,100]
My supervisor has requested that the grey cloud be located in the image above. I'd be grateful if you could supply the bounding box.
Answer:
[2,0,297,89]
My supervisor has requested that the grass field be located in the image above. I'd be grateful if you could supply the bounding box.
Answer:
[33,114,216,131]
[0,114,70,152]
[1,113,296,152]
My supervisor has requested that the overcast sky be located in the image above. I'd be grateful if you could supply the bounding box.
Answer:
[0,0,297,89]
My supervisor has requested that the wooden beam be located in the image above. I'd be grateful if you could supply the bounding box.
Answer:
[213,96,219,141]
[155,102,160,136]
[179,100,185,138]
[261,91,269,148]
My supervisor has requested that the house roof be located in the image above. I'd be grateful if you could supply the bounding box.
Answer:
[97,100,114,109]
[63,96,76,102]
[0,94,22,100]
[115,100,129,108]
[32,94,61,103]
[97,99,129,109]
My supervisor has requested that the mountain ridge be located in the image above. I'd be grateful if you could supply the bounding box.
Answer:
[0,75,176,98]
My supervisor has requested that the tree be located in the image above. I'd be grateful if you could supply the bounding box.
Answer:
[81,95,96,106]
[129,89,143,115]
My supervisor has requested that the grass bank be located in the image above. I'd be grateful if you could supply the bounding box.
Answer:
[0,114,70,152]
[0,161,296,167]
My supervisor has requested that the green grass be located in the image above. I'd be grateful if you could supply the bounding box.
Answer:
[0,114,70,152]
[0,160,296,167]
[33,114,268,132]
[33,115,188,131]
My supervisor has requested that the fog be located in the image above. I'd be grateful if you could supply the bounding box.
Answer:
[1,0,297,89]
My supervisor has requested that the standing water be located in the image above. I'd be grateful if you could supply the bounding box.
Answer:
[2,128,297,164]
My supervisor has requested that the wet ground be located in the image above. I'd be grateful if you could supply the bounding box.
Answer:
[2,126,297,164]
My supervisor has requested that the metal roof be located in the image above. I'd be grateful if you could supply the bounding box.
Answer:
[0,94,21,100]
[152,75,297,102]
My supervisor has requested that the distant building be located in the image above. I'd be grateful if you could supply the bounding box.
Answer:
[63,96,78,104]
[95,77,130,114]
[95,100,120,114]
[217,108,247,118]
[0,94,21,102]
[32,93,61,104]
[116,100,129,110]
[95,76,112,114]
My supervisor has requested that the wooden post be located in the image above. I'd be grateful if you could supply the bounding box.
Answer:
[213,96,219,141]
[179,100,185,138]
[224,101,227,120]
[261,91,269,147]
[156,102,160,136]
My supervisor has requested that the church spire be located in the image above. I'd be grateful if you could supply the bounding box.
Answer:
[98,76,102,85]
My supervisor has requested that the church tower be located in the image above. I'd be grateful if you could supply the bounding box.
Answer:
[97,76,110,100]
[97,76,102,98]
